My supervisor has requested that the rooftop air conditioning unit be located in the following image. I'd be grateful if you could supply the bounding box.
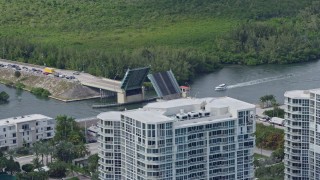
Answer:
[176,113,188,120]
[188,112,199,119]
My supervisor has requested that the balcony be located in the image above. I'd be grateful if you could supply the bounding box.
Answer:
[287,164,301,170]
[286,124,303,129]
[288,158,301,163]
[45,127,53,131]
[97,123,113,129]
[287,138,301,143]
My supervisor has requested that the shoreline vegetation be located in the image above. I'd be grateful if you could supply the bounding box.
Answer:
[0,1,319,82]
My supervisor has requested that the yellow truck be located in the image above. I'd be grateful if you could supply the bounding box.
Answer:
[43,67,55,74]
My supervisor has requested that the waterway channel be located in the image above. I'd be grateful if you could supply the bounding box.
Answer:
[1,60,320,119]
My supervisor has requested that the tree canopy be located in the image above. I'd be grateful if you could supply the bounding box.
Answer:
[255,123,284,150]
[0,91,9,102]
[0,1,319,82]
[54,115,85,144]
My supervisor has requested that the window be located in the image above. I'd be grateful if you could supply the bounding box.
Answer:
[3,128,6,132]
[22,124,29,130]
[13,140,16,144]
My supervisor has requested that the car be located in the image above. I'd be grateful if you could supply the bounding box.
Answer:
[58,74,65,78]
[88,139,97,143]
[73,71,80,75]
[69,76,75,79]
[43,72,49,75]
[259,116,270,122]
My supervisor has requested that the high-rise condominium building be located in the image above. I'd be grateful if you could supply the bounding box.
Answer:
[284,89,320,180]
[98,97,256,180]
[0,114,55,149]
[97,111,122,180]
[284,90,310,180]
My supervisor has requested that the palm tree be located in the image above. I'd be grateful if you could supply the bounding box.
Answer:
[48,144,55,163]
[32,142,41,160]
[75,143,90,158]
[6,148,17,160]
[38,142,47,165]
[271,99,280,117]
[47,140,55,163]
[54,141,74,163]
[0,156,7,172]
[259,96,267,108]
[42,142,50,165]
[266,94,276,107]
[32,157,42,169]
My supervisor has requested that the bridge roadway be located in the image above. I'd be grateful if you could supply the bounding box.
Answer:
[0,59,123,93]
[60,69,123,93]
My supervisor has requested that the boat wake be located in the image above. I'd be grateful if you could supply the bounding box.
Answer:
[227,73,294,89]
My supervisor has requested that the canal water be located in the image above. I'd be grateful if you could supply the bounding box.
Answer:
[1,60,320,119]
[191,60,320,104]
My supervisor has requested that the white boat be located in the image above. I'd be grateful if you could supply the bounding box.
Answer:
[215,84,227,91]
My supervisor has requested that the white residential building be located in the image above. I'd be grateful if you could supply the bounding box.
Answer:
[308,89,320,180]
[284,90,310,180]
[97,111,122,180]
[0,114,55,149]
[98,97,256,180]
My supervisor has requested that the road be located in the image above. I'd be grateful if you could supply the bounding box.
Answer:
[255,105,286,130]
[0,59,122,93]
[16,142,100,166]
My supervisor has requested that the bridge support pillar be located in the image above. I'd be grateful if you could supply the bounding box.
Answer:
[117,87,145,104]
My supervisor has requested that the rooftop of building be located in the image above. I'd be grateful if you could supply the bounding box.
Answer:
[122,109,172,123]
[122,96,255,124]
[0,114,53,126]
[284,90,310,99]
[309,88,320,95]
[97,111,122,121]
[88,125,99,132]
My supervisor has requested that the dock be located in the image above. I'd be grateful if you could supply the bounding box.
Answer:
[92,97,158,109]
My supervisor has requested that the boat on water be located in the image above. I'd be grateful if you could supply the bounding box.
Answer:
[215,84,227,91]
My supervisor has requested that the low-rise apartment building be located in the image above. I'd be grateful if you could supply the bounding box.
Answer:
[0,114,55,149]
